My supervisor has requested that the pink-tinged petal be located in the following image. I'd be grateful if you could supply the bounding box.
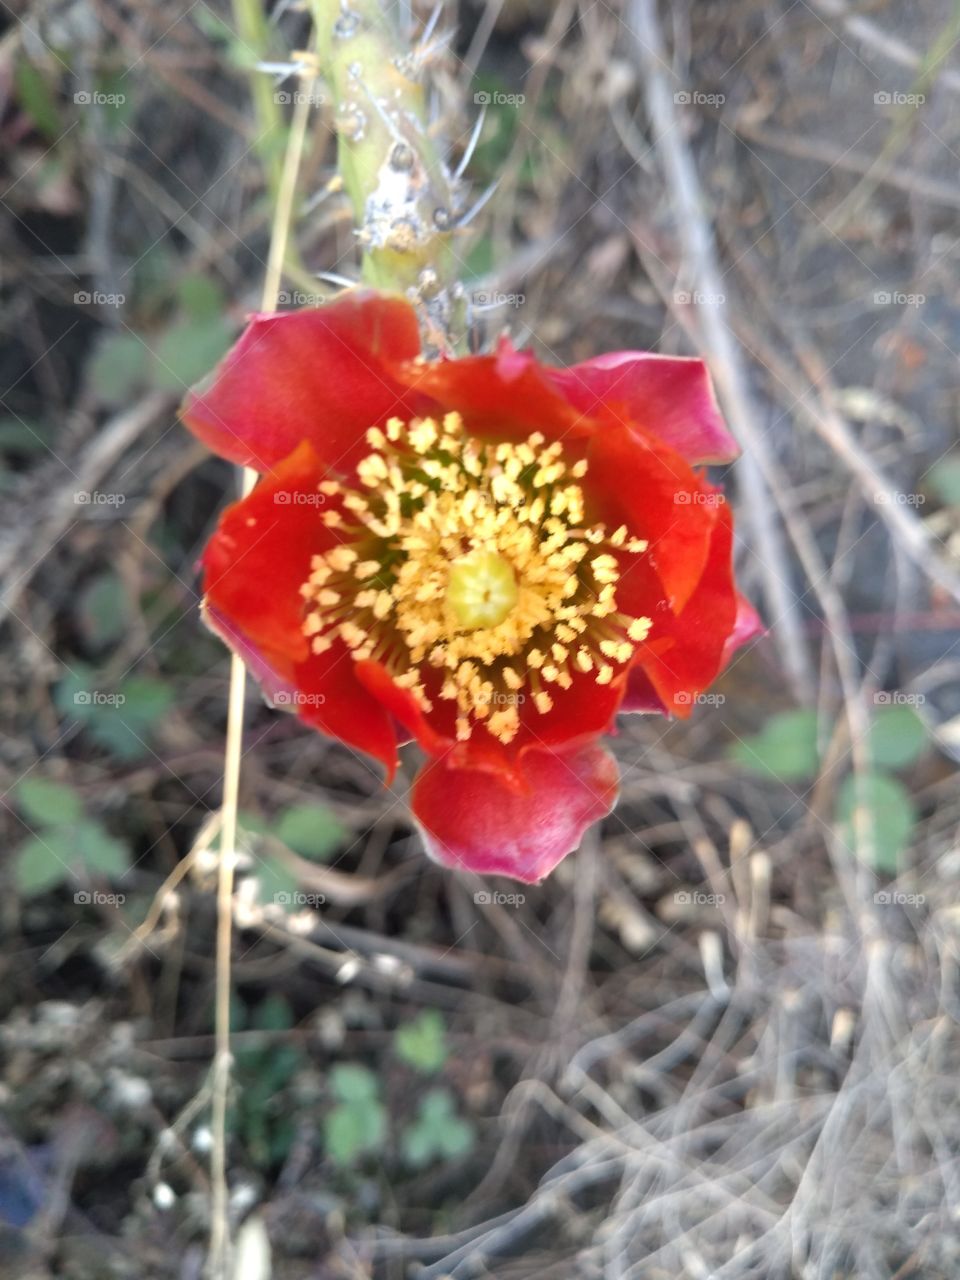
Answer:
[547,351,738,465]
[181,292,423,473]
[412,742,619,884]
[621,666,669,715]
[722,593,765,667]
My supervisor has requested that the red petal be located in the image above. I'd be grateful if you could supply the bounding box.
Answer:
[586,423,719,613]
[412,742,619,883]
[621,666,669,715]
[722,593,765,667]
[400,336,585,442]
[201,441,398,775]
[181,292,422,472]
[630,502,741,716]
[547,351,738,464]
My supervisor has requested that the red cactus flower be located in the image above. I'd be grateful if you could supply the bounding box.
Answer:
[181,291,760,883]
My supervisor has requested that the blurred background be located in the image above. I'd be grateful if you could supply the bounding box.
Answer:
[3,0,960,1277]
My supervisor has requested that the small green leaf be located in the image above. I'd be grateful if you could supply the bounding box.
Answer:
[75,821,130,878]
[330,1063,379,1103]
[252,994,294,1033]
[837,772,916,874]
[88,333,149,406]
[17,777,84,827]
[274,804,343,861]
[870,705,928,769]
[731,709,820,781]
[150,317,233,392]
[77,571,128,648]
[324,1099,386,1165]
[928,456,960,507]
[16,61,61,140]
[395,1010,448,1074]
[16,833,72,896]
[0,417,51,453]
[400,1088,474,1168]
[254,854,299,912]
[177,275,225,322]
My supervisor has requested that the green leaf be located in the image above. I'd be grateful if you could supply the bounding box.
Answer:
[928,456,960,507]
[395,1010,448,1074]
[81,675,173,760]
[0,417,51,453]
[16,833,72,896]
[324,1099,386,1165]
[77,571,128,648]
[330,1063,379,1104]
[837,772,916,874]
[17,777,84,827]
[400,1088,474,1168]
[150,316,233,392]
[251,994,294,1033]
[254,854,299,912]
[75,821,130,878]
[731,709,820,781]
[274,804,343,862]
[870,705,928,769]
[88,333,149,406]
[16,61,61,141]
[177,275,225,322]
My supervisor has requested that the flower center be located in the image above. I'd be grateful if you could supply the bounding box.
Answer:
[446,550,518,630]
[299,413,652,745]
